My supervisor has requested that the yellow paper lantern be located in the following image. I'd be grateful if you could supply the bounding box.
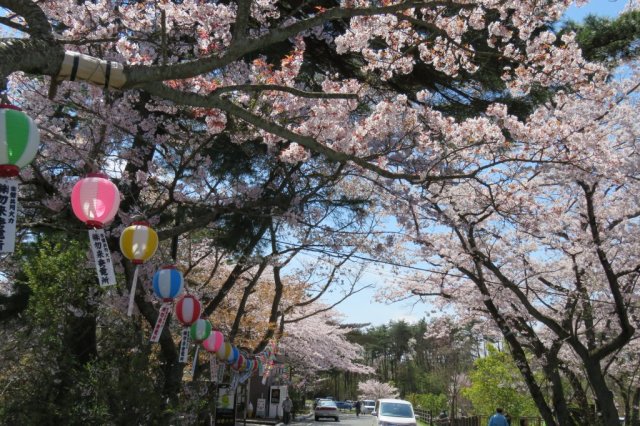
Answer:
[119,221,158,264]
[216,342,233,362]
[120,221,158,316]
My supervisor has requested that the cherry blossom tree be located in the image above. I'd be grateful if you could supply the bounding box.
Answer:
[281,308,373,374]
[378,72,640,425]
[358,378,400,400]
[2,1,640,425]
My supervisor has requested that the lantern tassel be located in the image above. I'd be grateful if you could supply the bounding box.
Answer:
[127,265,139,317]
[191,345,200,376]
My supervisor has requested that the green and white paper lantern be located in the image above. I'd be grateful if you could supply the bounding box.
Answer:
[0,105,40,253]
[0,105,40,177]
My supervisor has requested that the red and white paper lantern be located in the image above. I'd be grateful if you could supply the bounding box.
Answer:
[175,295,202,364]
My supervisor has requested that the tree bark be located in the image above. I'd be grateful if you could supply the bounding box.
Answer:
[631,387,640,426]
[585,360,621,426]
[544,354,575,426]
[561,365,594,425]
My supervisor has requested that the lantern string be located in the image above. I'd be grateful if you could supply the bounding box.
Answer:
[127,265,140,317]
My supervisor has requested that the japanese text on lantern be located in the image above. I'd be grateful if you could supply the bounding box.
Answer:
[0,181,18,253]
[89,229,117,286]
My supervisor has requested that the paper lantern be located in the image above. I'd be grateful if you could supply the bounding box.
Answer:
[152,265,184,302]
[190,318,212,343]
[0,105,40,177]
[149,265,184,343]
[175,295,202,326]
[175,295,202,364]
[120,221,158,316]
[231,353,246,371]
[0,105,40,254]
[119,221,158,264]
[202,330,225,353]
[216,342,232,362]
[227,345,239,364]
[71,173,120,228]
[70,173,120,286]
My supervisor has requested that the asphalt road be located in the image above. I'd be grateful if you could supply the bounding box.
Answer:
[293,412,374,426]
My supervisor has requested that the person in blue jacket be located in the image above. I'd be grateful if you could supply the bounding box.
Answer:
[488,408,509,426]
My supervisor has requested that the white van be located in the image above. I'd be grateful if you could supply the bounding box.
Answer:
[362,400,376,415]
[372,399,416,426]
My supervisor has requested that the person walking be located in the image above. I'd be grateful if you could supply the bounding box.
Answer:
[282,396,293,425]
[488,408,509,426]
[355,400,362,417]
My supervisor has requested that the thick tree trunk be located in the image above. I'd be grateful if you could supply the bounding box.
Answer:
[0,38,63,81]
[631,387,640,426]
[613,378,630,426]
[544,356,575,426]
[507,347,556,426]
[562,365,595,425]
[585,360,620,426]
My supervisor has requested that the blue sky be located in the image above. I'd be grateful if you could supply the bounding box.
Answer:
[564,1,626,21]
[328,0,632,327]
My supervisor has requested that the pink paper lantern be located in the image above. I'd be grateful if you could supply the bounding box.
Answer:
[71,173,120,228]
[202,330,225,353]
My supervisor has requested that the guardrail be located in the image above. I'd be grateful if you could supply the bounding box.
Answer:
[413,409,543,426]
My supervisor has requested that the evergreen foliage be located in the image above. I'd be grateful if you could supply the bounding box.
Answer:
[563,11,640,64]
[0,238,166,424]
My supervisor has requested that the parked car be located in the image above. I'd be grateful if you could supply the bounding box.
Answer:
[372,399,416,426]
[362,400,376,415]
[314,398,333,409]
[315,399,340,421]
[335,401,353,410]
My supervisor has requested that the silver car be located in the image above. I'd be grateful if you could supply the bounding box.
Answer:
[315,399,340,421]
[362,400,376,415]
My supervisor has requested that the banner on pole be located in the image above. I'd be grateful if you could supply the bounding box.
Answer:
[179,328,190,363]
[89,228,116,286]
[0,180,18,253]
[150,303,172,343]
